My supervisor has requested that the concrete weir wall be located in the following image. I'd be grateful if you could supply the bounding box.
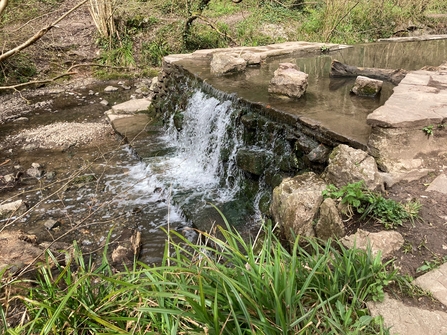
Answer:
[151,42,358,181]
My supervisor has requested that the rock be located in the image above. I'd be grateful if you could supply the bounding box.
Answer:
[413,262,447,307]
[236,147,272,176]
[43,219,61,230]
[315,198,345,241]
[307,144,331,164]
[100,99,109,106]
[322,144,383,191]
[104,86,119,92]
[26,167,43,178]
[13,117,29,123]
[367,293,447,335]
[268,62,308,99]
[210,53,247,75]
[111,99,151,114]
[0,231,43,272]
[4,174,15,183]
[241,52,262,66]
[426,173,447,194]
[31,162,41,169]
[45,171,56,180]
[270,172,327,244]
[0,200,27,217]
[351,75,383,96]
[341,229,404,258]
[111,229,141,267]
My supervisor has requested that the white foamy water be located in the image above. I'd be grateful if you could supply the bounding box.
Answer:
[103,90,242,228]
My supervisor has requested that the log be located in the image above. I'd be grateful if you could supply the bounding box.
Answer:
[330,59,408,85]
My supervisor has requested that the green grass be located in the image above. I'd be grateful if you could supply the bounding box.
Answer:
[2,214,396,334]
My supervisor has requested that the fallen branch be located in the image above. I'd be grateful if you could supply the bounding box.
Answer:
[330,59,408,85]
[0,63,130,91]
[0,0,88,63]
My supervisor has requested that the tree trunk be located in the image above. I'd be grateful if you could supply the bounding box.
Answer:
[330,59,408,85]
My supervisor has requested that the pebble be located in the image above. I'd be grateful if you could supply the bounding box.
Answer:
[104,86,119,92]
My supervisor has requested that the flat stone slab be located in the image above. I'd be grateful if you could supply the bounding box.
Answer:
[414,262,447,306]
[367,70,447,128]
[426,173,447,194]
[341,229,404,258]
[367,293,447,335]
[111,98,151,114]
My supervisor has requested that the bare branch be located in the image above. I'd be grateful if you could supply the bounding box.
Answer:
[0,63,131,91]
[0,0,88,63]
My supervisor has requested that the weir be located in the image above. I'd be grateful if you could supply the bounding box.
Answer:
[117,38,447,262]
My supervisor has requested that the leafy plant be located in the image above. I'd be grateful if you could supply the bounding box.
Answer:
[416,255,447,274]
[323,181,420,229]
[422,125,434,136]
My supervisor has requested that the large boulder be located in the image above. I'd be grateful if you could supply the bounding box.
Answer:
[270,172,326,244]
[268,63,308,99]
[314,198,345,241]
[210,53,247,75]
[322,144,383,191]
[351,75,383,97]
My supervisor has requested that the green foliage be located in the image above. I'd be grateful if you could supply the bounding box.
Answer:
[416,255,447,274]
[422,125,434,136]
[323,181,421,229]
[143,39,171,66]
[0,53,37,85]
[98,38,136,67]
[5,217,396,334]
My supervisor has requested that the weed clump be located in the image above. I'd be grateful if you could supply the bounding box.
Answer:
[323,181,421,229]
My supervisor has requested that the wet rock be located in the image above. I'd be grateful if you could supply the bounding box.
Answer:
[268,63,308,99]
[0,200,27,217]
[322,144,383,191]
[315,198,345,241]
[236,147,272,176]
[270,172,326,244]
[211,53,247,75]
[111,229,141,268]
[307,144,331,164]
[350,76,383,97]
[341,229,404,258]
[0,231,43,272]
[43,219,61,230]
[104,86,119,92]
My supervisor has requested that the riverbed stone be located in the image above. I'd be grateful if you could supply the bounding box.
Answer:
[43,219,61,231]
[104,85,119,92]
[0,200,27,217]
[0,231,43,272]
[322,144,383,191]
[341,229,404,258]
[314,198,345,241]
[270,172,326,243]
[111,98,152,114]
[268,62,308,99]
[210,53,247,75]
[350,75,383,97]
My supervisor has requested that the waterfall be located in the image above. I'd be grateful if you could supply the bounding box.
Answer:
[104,88,243,233]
